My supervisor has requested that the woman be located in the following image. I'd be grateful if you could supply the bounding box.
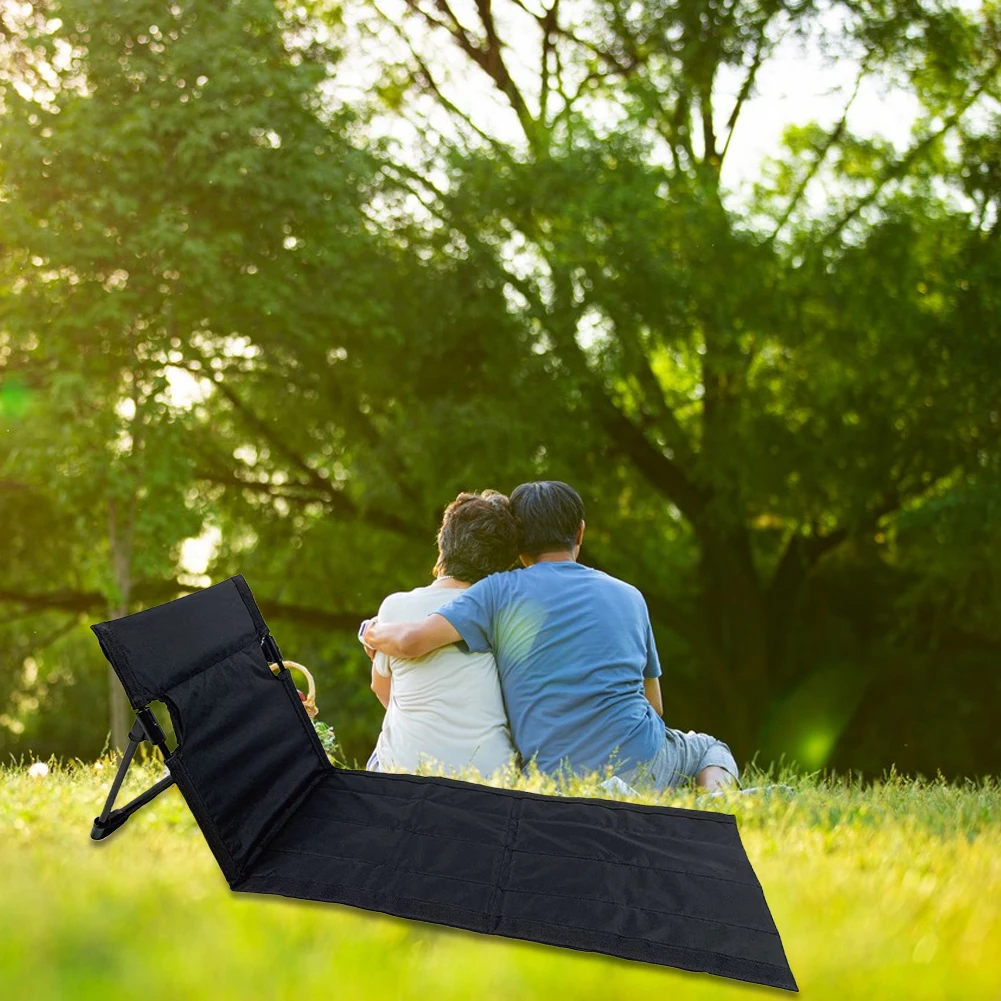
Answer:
[365,489,520,778]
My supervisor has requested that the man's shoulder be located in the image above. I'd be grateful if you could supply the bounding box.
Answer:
[467,568,521,594]
[579,567,650,617]
[582,564,644,597]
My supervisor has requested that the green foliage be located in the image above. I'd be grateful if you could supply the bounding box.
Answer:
[311,718,346,765]
[2,0,1001,776]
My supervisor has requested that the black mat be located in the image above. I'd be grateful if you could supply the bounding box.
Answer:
[90,574,798,992]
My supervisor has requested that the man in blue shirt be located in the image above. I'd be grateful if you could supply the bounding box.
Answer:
[362,481,739,791]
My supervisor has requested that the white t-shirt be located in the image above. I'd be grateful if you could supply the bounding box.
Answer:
[372,584,517,777]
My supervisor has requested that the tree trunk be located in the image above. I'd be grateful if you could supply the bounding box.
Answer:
[693,522,772,762]
[106,496,134,754]
[107,658,131,755]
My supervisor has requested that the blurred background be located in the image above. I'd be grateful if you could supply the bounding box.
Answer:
[1,0,999,778]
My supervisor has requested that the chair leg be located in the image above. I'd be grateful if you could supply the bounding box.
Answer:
[91,709,176,841]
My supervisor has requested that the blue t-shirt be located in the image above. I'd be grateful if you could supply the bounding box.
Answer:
[436,560,664,776]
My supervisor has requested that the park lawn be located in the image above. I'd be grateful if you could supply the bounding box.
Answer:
[1,756,998,1001]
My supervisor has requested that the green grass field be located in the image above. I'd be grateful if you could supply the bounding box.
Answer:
[1,756,998,1001]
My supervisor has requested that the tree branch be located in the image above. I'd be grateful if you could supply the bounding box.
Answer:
[818,55,1001,250]
[719,31,768,168]
[192,467,332,503]
[187,373,427,540]
[0,478,34,493]
[374,3,514,158]
[472,0,538,141]
[766,56,869,246]
[766,489,903,603]
[718,0,787,169]
[379,159,709,523]
[547,268,708,520]
[701,89,717,167]
[403,0,539,145]
[539,0,558,125]
[0,584,369,633]
[550,13,643,78]
[611,317,698,465]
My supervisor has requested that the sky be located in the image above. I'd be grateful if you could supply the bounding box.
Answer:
[328,1,930,199]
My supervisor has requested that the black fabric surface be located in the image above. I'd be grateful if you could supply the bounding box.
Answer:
[91,574,798,992]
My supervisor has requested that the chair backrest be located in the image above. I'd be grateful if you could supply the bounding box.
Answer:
[91,574,330,882]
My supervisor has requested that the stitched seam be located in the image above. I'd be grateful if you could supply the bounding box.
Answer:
[236,873,789,972]
[291,813,505,849]
[260,846,496,887]
[170,755,242,882]
[507,844,755,886]
[500,884,778,937]
[242,872,491,918]
[322,784,506,816]
[163,634,259,695]
[164,640,327,873]
[523,811,746,844]
[282,813,755,887]
[94,623,148,708]
[294,810,743,865]
[497,914,789,971]
[229,576,330,773]
[232,575,267,636]
[271,664,330,771]
[487,798,520,933]
[333,770,736,824]
[260,841,775,934]
[242,768,328,873]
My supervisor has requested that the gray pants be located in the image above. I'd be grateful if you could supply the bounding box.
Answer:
[370,730,738,790]
[619,726,740,791]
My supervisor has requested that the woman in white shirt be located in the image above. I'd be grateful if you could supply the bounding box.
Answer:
[364,490,519,779]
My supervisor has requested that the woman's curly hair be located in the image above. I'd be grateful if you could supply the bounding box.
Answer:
[432,489,520,583]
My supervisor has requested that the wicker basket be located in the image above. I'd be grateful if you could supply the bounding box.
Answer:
[268,659,318,720]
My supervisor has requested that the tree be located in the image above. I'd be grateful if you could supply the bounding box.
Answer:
[0,0,386,750]
[3,0,1001,772]
[336,0,1001,756]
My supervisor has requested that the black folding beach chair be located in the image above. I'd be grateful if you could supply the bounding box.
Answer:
[89,574,798,992]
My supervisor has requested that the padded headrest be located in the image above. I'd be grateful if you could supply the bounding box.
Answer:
[91,574,266,708]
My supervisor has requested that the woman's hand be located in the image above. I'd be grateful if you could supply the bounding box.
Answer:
[357,617,377,660]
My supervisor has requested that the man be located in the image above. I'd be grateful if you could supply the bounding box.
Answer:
[362,480,739,792]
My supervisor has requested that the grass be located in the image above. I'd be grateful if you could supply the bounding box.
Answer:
[1,754,999,1001]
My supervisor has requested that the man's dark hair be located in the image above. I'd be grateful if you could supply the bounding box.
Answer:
[509,481,586,556]
[433,490,519,583]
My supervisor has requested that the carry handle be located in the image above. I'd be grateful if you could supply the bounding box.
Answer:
[268,659,318,720]
[260,630,319,720]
